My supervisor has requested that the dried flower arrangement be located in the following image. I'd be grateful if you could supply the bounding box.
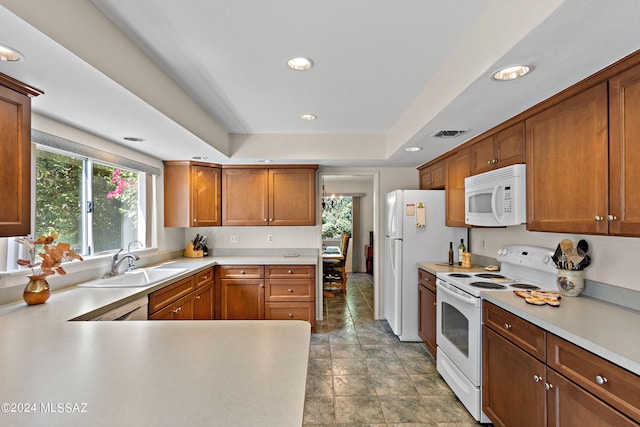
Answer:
[16,233,83,276]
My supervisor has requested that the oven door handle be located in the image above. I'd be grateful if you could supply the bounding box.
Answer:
[437,281,479,306]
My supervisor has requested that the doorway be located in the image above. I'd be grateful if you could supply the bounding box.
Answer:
[319,172,380,318]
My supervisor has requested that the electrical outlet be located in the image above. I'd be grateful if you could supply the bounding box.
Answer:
[267,234,274,244]
[230,235,238,244]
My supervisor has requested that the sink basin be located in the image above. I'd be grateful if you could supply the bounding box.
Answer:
[78,267,188,288]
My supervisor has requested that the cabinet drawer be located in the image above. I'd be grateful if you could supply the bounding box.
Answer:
[149,276,195,314]
[149,293,195,320]
[265,265,314,279]
[483,301,546,360]
[265,279,314,301]
[547,333,640,422]
[265,302,315,322]
[418,268,436,292]
[217,265,264,279]
[195,267,214,288]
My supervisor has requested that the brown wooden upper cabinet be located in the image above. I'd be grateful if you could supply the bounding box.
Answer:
[445,148,470,227]
[164,161,221,227]
[0,74,43,237]
[525,83,609,235]
[222,166,317,226]
[470,122,525,176]
[419,160,445,189]
[608,62,640,236]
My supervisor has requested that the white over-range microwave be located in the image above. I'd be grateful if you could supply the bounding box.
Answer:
[464,163,526,227]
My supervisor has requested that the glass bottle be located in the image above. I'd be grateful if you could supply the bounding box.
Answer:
[448,242,454,265]
[458,239,466,266]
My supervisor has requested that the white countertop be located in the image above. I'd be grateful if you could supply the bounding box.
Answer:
[483,291,640,376]
[0,255,314,426]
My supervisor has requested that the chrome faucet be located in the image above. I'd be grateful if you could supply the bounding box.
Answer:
[110,248,140,276]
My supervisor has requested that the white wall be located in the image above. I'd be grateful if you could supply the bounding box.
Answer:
[471,225,640,292]
[182,226,320,250]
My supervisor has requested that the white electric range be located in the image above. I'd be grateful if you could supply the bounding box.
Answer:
[435,244,557,423]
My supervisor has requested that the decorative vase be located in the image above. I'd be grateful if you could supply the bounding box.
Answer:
[556,269,585,297]
[23,275,50,305]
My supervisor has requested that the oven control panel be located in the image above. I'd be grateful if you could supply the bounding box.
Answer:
[497,245,555,273]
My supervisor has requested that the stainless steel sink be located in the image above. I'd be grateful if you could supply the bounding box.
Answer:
[77,267,188,288]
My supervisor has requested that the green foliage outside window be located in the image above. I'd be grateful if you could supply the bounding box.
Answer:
[322,197,352,239]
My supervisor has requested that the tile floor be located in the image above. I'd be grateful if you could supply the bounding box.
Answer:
[303,273,482,426]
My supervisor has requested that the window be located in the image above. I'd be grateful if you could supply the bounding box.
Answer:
[322,196,352,239]
[35,146,145,256]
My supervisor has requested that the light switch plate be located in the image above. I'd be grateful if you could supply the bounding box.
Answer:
[230,235,238,244]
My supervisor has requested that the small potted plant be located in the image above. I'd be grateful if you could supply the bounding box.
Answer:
[16,233,83,305]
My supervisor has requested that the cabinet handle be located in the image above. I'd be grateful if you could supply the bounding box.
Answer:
[202,275,208,279]
[533,374,543,383]
[264,218,268,222]
[259,284,265,288]
[595,375,608,385]
[487,160,492,165]
[288,289,294,293]
[288,313,294,318]
[193,219,198,223]
[269,218,273,222]
[545,382,554,390]
[196,295,201,300]
[173,307,182,314]
[594,215,604,221]
[607,215,617,221]
[288,270,293,274]
[240,270,245,274]
[504,323,512,330]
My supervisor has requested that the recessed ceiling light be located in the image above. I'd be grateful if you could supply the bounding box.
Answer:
[0,44,23,62]
[404,147,422,152]
[123,136,145,142]
[299,114,317,121]
[287,57,314,71]
[491,65,534,81]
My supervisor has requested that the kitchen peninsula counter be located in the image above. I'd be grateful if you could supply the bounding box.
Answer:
[417,262,487,275]
[0,253,315,426]
[482,291,640,376]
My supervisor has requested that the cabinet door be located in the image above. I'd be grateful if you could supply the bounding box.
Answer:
[525,83,609,234]
[221,168,269,226]
[220,278,265,319]
[470,137,496,175]
[193,282,213,320]
[430,161,445,189]
[418,283,436,357]
[546,369,639,427]
[0,85,31,236]
[419,166,432,189]
[445,148,470,227]
[482,326,546,427]
[269,168,316,226]
[494,122,525,169]
[609,63,640,236]
[192,165,221,226]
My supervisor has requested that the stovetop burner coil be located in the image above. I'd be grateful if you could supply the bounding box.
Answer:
[449,273,471,278]
[475,273,506,279]
[469,281,507,290]
[510,283,540,290]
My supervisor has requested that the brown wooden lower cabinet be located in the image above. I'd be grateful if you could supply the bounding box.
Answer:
[148,268,214,320]
[217,264,316,330]
[417,268,437,357]
[483,301,640,426]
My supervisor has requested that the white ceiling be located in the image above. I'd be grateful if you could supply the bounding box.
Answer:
[1,0,639,167]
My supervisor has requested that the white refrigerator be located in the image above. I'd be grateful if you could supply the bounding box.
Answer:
[384,190,467,341]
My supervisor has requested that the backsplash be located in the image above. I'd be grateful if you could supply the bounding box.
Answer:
[184,226,321,250]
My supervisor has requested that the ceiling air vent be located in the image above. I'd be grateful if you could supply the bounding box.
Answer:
[432,129,467,138]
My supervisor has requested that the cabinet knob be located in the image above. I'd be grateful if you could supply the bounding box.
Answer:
[594,215,604,221]
[288,289,293,293]
[487,160,492,165]
[196,295,201,300]
[193,219,198,223]
[607,214,617,221]
[240,270,245,274]
[288,313,294,318]
[259,284,265,288]
[595,375,608,385]
[269,218,273,222]
[504,323,512,330]
[545,382,554,390]
[264,218,268,222]
[202,275,208,279]
[288,270,293,274]
[533,374,543,383]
